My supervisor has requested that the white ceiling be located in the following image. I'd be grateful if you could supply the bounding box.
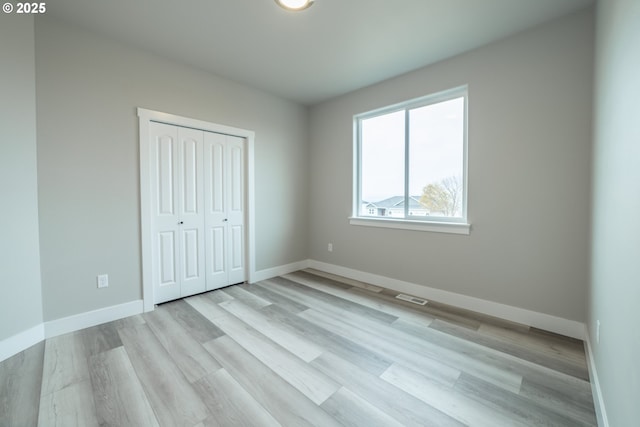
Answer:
[46,0,594,106]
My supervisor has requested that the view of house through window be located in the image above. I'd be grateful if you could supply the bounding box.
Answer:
[356,86,467,223]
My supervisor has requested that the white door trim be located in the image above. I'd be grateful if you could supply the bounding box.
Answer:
[138,108,256,312]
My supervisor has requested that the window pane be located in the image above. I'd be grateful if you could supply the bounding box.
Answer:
[360,110,405,217]
[409,97,464,218]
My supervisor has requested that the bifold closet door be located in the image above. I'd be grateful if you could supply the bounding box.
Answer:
[204,132,246,290]
[150,122,206,303]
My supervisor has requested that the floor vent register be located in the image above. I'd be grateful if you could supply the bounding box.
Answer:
[395,293,428,305]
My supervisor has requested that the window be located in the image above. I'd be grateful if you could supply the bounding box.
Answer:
[351,86,469,234]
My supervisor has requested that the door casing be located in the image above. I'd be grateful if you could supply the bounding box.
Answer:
[138,107,256,312]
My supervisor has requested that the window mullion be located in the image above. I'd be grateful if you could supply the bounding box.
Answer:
[404,108,410,219]
[355,118,362,217]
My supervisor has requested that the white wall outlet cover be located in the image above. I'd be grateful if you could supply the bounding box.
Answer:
[97,274,109,288]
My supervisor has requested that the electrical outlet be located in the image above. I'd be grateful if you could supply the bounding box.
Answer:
[97,274,109,289]
[596,320,601,344]
[328,243,333,252]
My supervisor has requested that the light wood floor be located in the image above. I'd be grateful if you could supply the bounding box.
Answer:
[1,269,597,426]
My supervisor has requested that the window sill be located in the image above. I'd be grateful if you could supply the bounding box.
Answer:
[349,217,471,235]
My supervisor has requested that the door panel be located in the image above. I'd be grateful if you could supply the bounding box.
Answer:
[211,143,225,213]
[158,231,177,285]
[157,135,175,216]
[181,228,205,296]
[207,226,227,289]
[211,227,225,273]
[230,226,243,270]
[230,144,243,212]
[182,136,199,215]
[177,127,205,297]
[227,136,246,285]
[151,123,181,303]
[204,132,230,290]
[229,225,244,284]
[182,229,199,279]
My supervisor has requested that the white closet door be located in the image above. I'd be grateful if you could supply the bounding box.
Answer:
[204,132,227,289]
[150,122,206,303]
[177,127,206,297]
[204,132,246,290]
[226,135,246,285]
[150,122,181,303]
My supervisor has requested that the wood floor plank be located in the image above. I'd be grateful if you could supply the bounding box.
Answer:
[118,323,210,427]
[478,323,586,365]
[299,307,461,385]
[160,298,225,343]
[265,276,398,324]
[302,268,384,292]
[430,318,590,380]
[285,270,437,325]
[528,327,590,363]
[222,285,272,309]
[519,376,596,425]
[80,322,122,357]
[203,289,234,304]
[260,303,393,376]
[37,380,98,427]
[286,270,353,290]
[394,316,594,404]
[144,307,222,383]
[40,332,90,396]
[203,335,342,427]
[380,363,527,427]
[302,307,523,393]
[417,297,533,333]
[188,295,340,405]
[0,341,44,427]
[389,317,527,393]
[240,280,309,313]
[111,313,146,330]
[320,386,405,427]
[219,298,324,362]
[193,368,282,427]
[88,346,160,427]
[529,327,586,348]
[374,287,483,330]
[312,352,465,427]
[454,372,589,426]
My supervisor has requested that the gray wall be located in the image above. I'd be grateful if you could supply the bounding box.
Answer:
[309,9,594,322]
[35,16,309,321]
[0,15,44,340]
[590,0,640,424]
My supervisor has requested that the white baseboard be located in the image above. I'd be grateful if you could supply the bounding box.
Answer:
[251,260,311,283]
[44,300,144,339]
[0,323,45,363]
[307,260,586,340]
[584,329,609,427]
[1,300,145,362]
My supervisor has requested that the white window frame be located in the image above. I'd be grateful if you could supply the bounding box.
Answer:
[350,86,471,235]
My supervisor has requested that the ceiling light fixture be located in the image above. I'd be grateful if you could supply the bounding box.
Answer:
[275,0,314,12]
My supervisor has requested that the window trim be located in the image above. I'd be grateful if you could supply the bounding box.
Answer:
[349,216,471,235]
[352,85,470,234]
